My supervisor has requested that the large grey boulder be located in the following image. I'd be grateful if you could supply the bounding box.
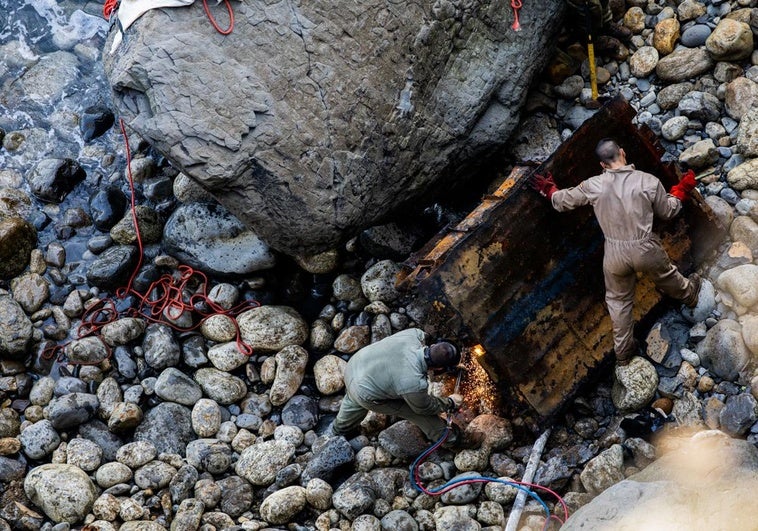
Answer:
[103,1,565,255]
[563,431,758,530]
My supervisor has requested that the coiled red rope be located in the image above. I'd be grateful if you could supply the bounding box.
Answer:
[103,0,234,35]
[43,118,258,366]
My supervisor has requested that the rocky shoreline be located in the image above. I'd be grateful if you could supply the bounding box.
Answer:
[3,1,758,530]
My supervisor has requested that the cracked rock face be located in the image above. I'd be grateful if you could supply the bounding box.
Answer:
[103,1,564,255]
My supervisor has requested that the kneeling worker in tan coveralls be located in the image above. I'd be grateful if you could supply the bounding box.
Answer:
[531,138,701,366]
[330,328,463,443]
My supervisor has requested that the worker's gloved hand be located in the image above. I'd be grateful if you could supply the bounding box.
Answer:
[447,393,464,412]
[669,169,697,201]
[530,172,558,200]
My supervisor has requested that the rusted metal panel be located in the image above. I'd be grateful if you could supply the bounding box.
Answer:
[399,96,725,421]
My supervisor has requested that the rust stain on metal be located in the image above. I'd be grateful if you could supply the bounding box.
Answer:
[399,96,726,423]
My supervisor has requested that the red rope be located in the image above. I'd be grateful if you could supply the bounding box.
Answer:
[511,0,523,31]
[202,0,234,35]
[103,0,119,20]
[103,0,234,36]
[43,118,258,366]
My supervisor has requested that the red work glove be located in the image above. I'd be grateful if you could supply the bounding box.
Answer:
[530,171,558,200]
[669,169,697,201]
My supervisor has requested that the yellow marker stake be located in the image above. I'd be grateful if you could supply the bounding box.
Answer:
[587,34,598,101]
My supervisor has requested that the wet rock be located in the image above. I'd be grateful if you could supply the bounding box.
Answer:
[440,472,484,504]
[657,82,694,110]
[332,472,377,520]
[463,414,513,450]
[313,354,346,395]
[270,345,309,406]
[154,367,203,405]
[359,222,423,261]
[678,91,722,123]
[0,294,33,358]
[171,498,204,531]
[79,420,125,462]
[163,202,276,276]
[10,272,49,313]
[282,394,319,431]
[86,245,139,289]
[653,17,680,55]
[302,435,355,483]
[133,402,194,456]
[201,315,237,344]
[116,440,157,469]
[24,464,97,524]
[260,485,307,524]
[629,46,659,78]
[80,105,115,141]
[697,319,752,382]
[186,439,232,474]
[191,398,222,437]
[66,437,103,472]
[100,317,146,346]
[717,264,758,308]
[434,506,479,530]
[235,439,295,486]
[730,216,758,252]
[719,393,758,437]
[169,464,198,504]
[194,367,247,404]
[27,158,85,203]
[377,421,429,460]
[361,260,402,303]
[381,510,418,531]
[612,357,658,411]
[655,48,714,82]
[238,305,308,353]
[580,444,624,496]
[215,475,254,518]
[89,186,127,231]
[111,205,162,245]
[95,461,133,488]
[19,419,60,459]
[706,19,754,61]
[0,217,36,280]
[736,108,758,158]
[47,392,99,430]
[725,77,758,121]
[64,336,110,365]
[333,274,363,302]
[661,116,689,141]
[142,323,181,370]
[681,24,711,47]
[134,460,177,490]
[334,324,371,353]
[0,456,26,482]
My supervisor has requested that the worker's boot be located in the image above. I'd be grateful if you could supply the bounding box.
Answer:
[683,273,702,308]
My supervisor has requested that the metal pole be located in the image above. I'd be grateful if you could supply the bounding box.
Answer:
[504,428,552,531]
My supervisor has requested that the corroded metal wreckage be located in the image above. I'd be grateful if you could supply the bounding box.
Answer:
[398,96,726,423]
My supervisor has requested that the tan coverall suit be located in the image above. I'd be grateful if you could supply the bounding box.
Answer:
[332,328,450,440]
[551,164,697,362]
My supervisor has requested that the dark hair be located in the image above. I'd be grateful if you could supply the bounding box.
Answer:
[428,341,460,367]
[595,138,621,164]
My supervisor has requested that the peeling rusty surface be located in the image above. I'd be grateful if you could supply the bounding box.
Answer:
[400,96,726,422]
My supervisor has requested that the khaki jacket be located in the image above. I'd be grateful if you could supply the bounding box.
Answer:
[343,328,449,415]
[551,165,681,242]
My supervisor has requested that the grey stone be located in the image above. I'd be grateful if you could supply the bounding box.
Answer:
[103,1,566,256]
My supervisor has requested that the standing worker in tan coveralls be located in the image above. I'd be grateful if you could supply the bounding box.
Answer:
[531,138,701,365]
